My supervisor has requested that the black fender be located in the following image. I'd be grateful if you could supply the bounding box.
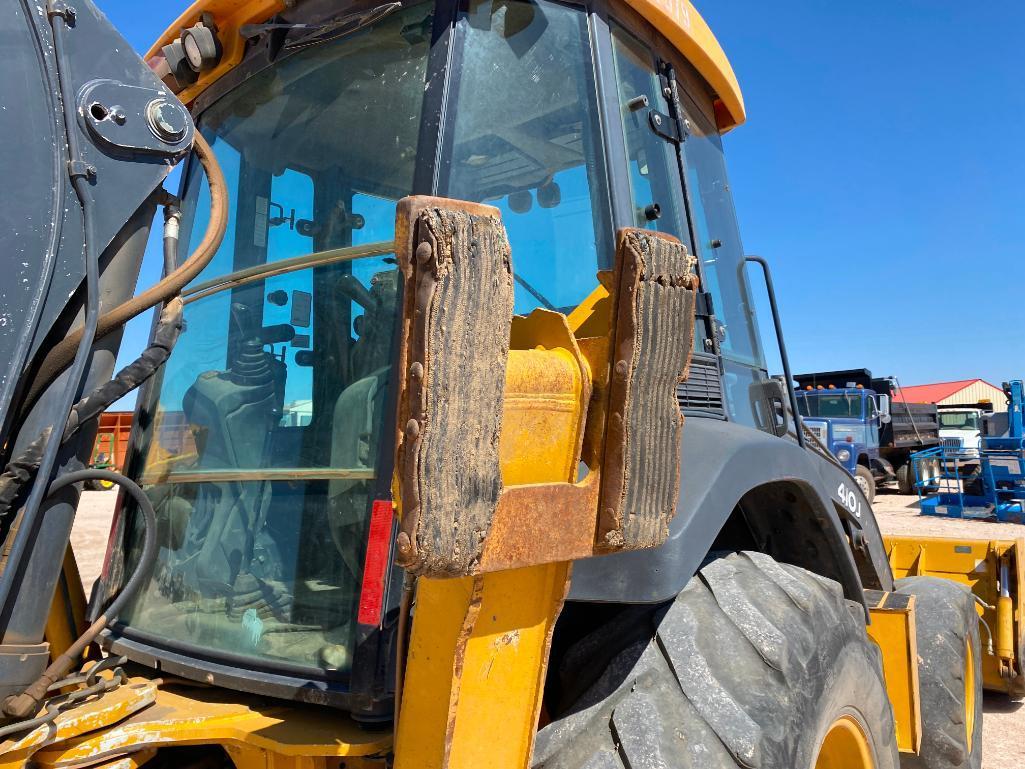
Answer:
[569,418,894,605]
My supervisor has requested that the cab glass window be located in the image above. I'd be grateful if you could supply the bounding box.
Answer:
[610,25,687,239]
[680,102,764,367]
[117,2,432,675]
[446,0,611,315]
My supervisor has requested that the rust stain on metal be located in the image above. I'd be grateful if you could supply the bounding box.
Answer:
[480,476,600,572]
[392,196,513,578]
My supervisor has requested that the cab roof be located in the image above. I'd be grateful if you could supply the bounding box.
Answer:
[148,0,745,130]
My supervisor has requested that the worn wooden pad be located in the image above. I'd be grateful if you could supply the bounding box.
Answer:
[394,197,514,576]
[599,228,697,550]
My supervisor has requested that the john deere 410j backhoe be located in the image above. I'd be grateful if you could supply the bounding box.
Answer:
[0,0,1021,767]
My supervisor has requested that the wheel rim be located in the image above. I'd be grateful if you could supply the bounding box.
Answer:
[814,714,875,769]
[855,475,870,497]
[965,637,976,747]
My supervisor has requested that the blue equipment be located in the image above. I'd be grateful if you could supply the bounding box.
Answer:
[912,380,1025,522]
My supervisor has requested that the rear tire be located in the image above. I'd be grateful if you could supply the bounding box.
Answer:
[897,463,915,495]
[534,552,899,769]
[894,577,982,769]
[856,465,877,503]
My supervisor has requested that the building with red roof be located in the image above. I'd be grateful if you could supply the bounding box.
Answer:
[896,379,1007,411]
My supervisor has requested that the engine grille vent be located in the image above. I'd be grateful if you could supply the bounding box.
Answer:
[678,355,724,415]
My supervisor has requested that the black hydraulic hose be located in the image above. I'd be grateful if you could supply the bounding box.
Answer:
[0,298,184,528]
[0,7,104,623]
[162,198,182,276]
[2,469,157,719]
[19,131,227,416]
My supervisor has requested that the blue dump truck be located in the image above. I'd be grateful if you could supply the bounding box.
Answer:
[794,369,941,501]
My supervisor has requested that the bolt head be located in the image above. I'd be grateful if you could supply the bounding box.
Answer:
[146,99,189,144]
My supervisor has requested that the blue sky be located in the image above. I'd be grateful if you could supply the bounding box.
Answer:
[100,0,1024,404]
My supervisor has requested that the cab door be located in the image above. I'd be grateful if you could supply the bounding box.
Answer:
[604,13,776,433]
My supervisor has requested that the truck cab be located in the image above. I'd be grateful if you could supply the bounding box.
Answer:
[794,368,942,496]
[939,406,987,452]
[794,385,883,499]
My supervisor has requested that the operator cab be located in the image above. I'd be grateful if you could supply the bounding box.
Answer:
[102,0,768,714]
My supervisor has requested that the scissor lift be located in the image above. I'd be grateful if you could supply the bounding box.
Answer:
[912,381,1025,523]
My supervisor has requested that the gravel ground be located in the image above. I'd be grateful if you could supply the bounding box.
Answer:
[71,488,1024,764]
[71,488,118,590]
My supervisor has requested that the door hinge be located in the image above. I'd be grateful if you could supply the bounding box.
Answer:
[695,290,715,318]
[648,109,680,143]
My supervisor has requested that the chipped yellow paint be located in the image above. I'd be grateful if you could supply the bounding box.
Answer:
[0,680,156,769]
[31,680,390,768]
[394,563,568,769]
[87,747,157,769]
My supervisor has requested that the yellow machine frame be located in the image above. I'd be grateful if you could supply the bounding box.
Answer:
[886,535,1024,695]
[7,2,1018,768]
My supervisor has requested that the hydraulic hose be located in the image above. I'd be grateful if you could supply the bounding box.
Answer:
[20,130,227,414]
[0,298,184,528]
[162,197,182,277]
[2,468,157,719]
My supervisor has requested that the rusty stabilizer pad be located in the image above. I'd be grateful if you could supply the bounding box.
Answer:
[599,228,697,550]
[393,197,514,576]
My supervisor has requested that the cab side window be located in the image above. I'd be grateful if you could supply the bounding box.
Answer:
[679,104,764,368]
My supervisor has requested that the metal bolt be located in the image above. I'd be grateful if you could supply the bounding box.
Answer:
[396,531,413,557]
[112,108,126,125]
[663,86,672,98]
[146,99,188,144]
[409,361,424,381]
[653,114,662,126]
[415,242,433,265]
[405,419,420,439]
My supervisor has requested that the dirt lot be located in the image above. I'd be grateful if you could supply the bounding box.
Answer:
[72,489,1024,765]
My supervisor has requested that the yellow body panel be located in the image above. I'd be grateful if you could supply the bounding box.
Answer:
[865,590,922,755]
[395,565,568,769]
[147,0,287,106]
[394,340,586,768]
[43,547,87,660]
[30,680,390,768]
[501,347,586,486]
[885,535,1025,694]
[150,0,744,129]
[0,679,157,769]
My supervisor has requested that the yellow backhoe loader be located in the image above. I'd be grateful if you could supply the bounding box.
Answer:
[0,0,1020,768]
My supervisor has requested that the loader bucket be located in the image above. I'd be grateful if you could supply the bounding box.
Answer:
[885,535,1025,696]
